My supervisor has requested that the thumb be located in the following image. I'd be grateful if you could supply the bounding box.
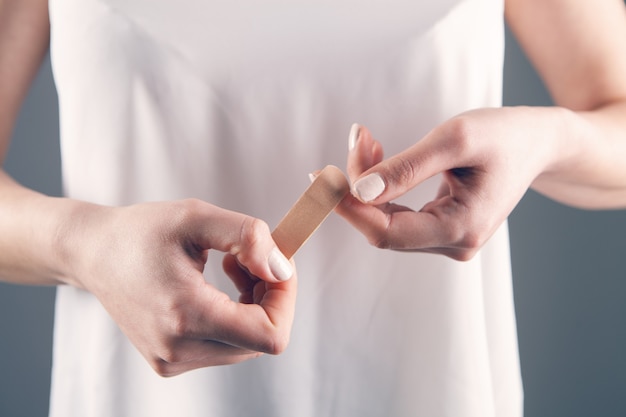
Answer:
[346,123,384,182]
[350,134,448,204]
[189,201,294,282]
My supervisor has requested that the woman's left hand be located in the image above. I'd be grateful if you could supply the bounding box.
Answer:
[335,107,563,261]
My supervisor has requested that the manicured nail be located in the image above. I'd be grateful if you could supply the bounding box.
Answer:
[353,173,385,202]
[348,123,361,151]
[268,247,293,281]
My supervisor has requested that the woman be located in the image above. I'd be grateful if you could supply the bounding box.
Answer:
[1,0,625,416]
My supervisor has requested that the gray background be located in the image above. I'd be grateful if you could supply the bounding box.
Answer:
[1,24,625,417]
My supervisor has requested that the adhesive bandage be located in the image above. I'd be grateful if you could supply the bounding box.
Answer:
[272,165,350,259]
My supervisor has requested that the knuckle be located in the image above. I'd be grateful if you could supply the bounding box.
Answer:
[158,346,181,366]
[458,230,483,252]
[239,217,270,252]
[371,234,392,250]
[256,318,291,355]
[163,304,202,345]
[387,156,417,188]
[446,116,476,157]
[178,198,201,215]
[368,215,395,250]
[444,215,485,258]
[151,358,176,378]
[166,305,193,339]
[447,225,484,262]
[170,198,202,227]
[263,329,290,355]
[451,248,479,262]
[157,318,192,366]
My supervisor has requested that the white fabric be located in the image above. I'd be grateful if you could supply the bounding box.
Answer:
[48,0,523,416]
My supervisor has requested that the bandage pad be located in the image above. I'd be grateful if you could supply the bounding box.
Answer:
[272,165,350,259]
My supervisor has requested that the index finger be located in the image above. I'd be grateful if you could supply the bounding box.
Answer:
[193,274,297,355]
[335,192,464,252]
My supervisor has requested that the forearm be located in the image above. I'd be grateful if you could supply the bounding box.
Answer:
[0,170,88,286]
[504,0,626,209]
[531,101,626,209]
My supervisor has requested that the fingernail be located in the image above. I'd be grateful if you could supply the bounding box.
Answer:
[348,123,361,151]
[353,173,385,202]
[268,247,293,281]
[308,172,318,183]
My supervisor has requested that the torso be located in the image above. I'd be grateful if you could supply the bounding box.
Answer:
[48,1,522,416]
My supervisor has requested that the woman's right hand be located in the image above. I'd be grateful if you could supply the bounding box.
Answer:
[61,198,297,376]
[1,0,296,376]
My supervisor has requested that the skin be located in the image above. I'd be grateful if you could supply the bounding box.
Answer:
[337,0,626,261]
[0,0,296,376]
[1,0,625,375]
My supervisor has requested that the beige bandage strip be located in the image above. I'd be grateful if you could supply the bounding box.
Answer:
[272,165,350,259]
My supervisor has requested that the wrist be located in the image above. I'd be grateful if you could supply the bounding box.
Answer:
[50,198,109,288]
[533,106,585,177]
[529,102,626,208]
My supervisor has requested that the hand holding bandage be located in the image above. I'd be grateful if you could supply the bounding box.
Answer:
[225,165,349,306]
[336,113,554,261]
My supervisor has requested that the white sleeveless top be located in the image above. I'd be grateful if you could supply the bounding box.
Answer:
[48,0,522,416]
